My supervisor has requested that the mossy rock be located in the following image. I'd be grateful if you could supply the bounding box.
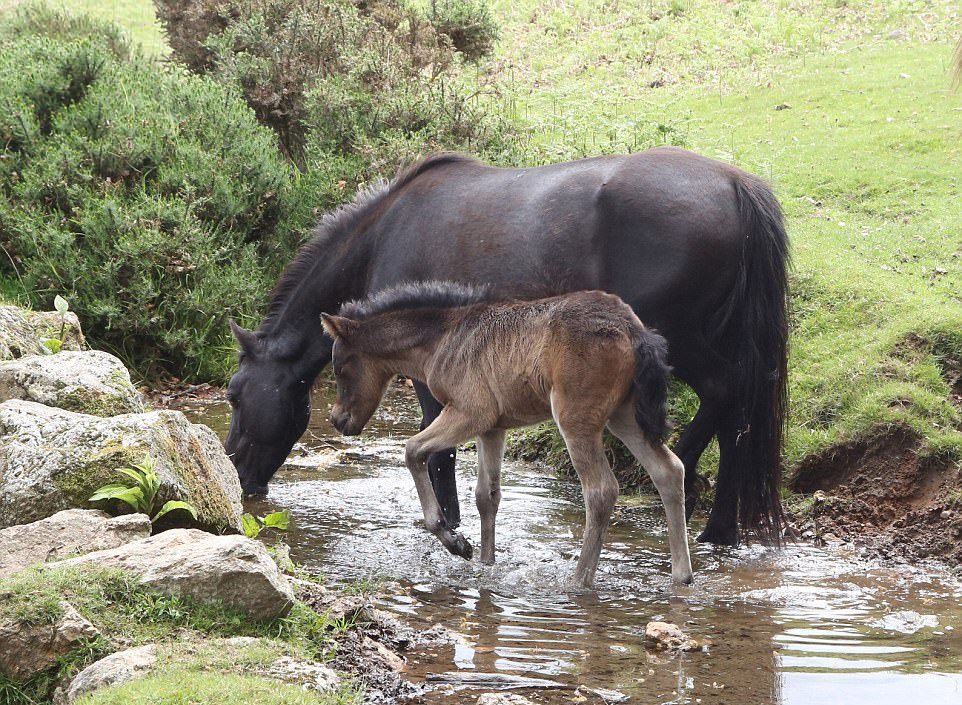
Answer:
[0,400,241,531]
[0,350,144,417]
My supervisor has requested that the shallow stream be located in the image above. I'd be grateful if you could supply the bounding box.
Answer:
[182,383,962,704]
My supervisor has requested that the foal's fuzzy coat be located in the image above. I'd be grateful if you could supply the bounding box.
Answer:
[322,282,693,586]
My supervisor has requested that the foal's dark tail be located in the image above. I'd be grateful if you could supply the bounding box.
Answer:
[710,173,791,544]
[631,330,672,446]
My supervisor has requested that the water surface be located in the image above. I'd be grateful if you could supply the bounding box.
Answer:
[184,383,962,704]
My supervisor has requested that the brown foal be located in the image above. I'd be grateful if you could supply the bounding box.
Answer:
[322,282,693,587]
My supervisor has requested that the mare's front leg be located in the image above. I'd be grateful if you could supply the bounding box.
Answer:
[476,429,506,564]
[413,380,461,528]
[405,407,481,560]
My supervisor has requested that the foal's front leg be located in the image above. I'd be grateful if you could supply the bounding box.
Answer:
[476,429,506,564]
[405,408,481,560]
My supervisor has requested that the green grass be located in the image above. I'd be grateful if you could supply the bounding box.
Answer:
[485,0,962,481]
[78,669,355,705]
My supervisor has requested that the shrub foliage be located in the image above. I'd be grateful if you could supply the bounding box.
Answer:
[0,20,292,379]
[153,0,505,162]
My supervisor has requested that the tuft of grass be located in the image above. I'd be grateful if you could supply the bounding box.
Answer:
[78,668,357,705]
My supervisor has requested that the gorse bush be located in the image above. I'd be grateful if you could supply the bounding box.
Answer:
[428,0,499,61]
[0,2,515,382]
[152,0,510,162]
[0,25,294,380]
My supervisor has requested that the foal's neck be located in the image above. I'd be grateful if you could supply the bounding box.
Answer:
[366,309,458,381]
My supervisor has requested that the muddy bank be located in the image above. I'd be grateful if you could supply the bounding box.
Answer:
[790,424,962,569]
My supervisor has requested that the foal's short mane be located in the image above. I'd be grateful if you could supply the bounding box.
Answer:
[339,281,490,321]
[258,153,479,333]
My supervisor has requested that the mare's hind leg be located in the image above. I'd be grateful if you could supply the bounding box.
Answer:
[405,407,481,560]
[697,423,740,546]
[413,380,461,528]
[475,429,506,564]
[555,423,619,588]
[608,402,693,585]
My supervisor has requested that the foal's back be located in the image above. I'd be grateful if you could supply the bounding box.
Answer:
[430,291,645,428]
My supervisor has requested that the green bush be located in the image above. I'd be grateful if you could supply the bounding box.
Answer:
[0,29,294,380]
[428,0,499,61]
[152,0,511,163]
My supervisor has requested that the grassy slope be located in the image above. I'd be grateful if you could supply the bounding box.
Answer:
[484,0,962,480]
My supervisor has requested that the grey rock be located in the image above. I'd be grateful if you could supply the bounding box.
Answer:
[0,306,85,361]
[266,656,341,693]
[63,644,157,703]
[0,400,242,532]
[0,351,145,416]
[0,602,99,682]
[50,529,295,620]
[0,509,151,577]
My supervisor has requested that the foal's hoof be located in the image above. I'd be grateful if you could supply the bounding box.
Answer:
[696,525,739,546]
[445,533,473,560]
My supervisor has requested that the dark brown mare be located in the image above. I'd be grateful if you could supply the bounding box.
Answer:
[225,148,790,545]
[321,282,694,587]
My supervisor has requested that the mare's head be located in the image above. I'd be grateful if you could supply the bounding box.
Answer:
[320,313,394,437]
[225,321,313,496]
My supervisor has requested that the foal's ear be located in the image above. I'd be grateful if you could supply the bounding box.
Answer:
[321,313,359,341]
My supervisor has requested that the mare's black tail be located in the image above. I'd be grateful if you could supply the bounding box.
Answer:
[632,329,672,445]
[709,173,791,543]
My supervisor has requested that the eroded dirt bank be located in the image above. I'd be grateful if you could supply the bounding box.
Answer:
[790,424,962,569]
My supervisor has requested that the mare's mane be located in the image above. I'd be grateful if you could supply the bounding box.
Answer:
[339,281,490,321]
[258,153,478,333]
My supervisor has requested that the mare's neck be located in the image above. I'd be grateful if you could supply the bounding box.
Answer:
[259,227,372,376]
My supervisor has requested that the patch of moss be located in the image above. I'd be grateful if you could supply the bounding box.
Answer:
[51,441,146,508]
[58,387,133,417]
[151,426,239,532]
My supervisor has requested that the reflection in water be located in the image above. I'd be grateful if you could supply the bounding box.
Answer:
[184,383,962,704]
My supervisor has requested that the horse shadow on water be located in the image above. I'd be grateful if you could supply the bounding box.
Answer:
[320,281,693,587]
[225,150,790,572]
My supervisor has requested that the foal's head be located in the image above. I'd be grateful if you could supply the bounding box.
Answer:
[320,313,394,436]
[322,281,490,436]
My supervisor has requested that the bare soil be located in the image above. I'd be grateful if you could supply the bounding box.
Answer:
[790,424,962,568]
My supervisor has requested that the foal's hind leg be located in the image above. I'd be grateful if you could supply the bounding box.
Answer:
[476,429,506,564]
[405,407,481,560]
[555,423,619,588]
[607,402,693,585]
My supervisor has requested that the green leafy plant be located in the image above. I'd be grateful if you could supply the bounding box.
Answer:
[241,510,290,539]
[40,294,69,353]
[89,455,198,524]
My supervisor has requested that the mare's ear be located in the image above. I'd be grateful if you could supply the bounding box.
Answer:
[321,314,359,341]
[229,319,258,357]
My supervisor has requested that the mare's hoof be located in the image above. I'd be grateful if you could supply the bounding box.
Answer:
[446,533,473,560]
[696,525,739,546]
